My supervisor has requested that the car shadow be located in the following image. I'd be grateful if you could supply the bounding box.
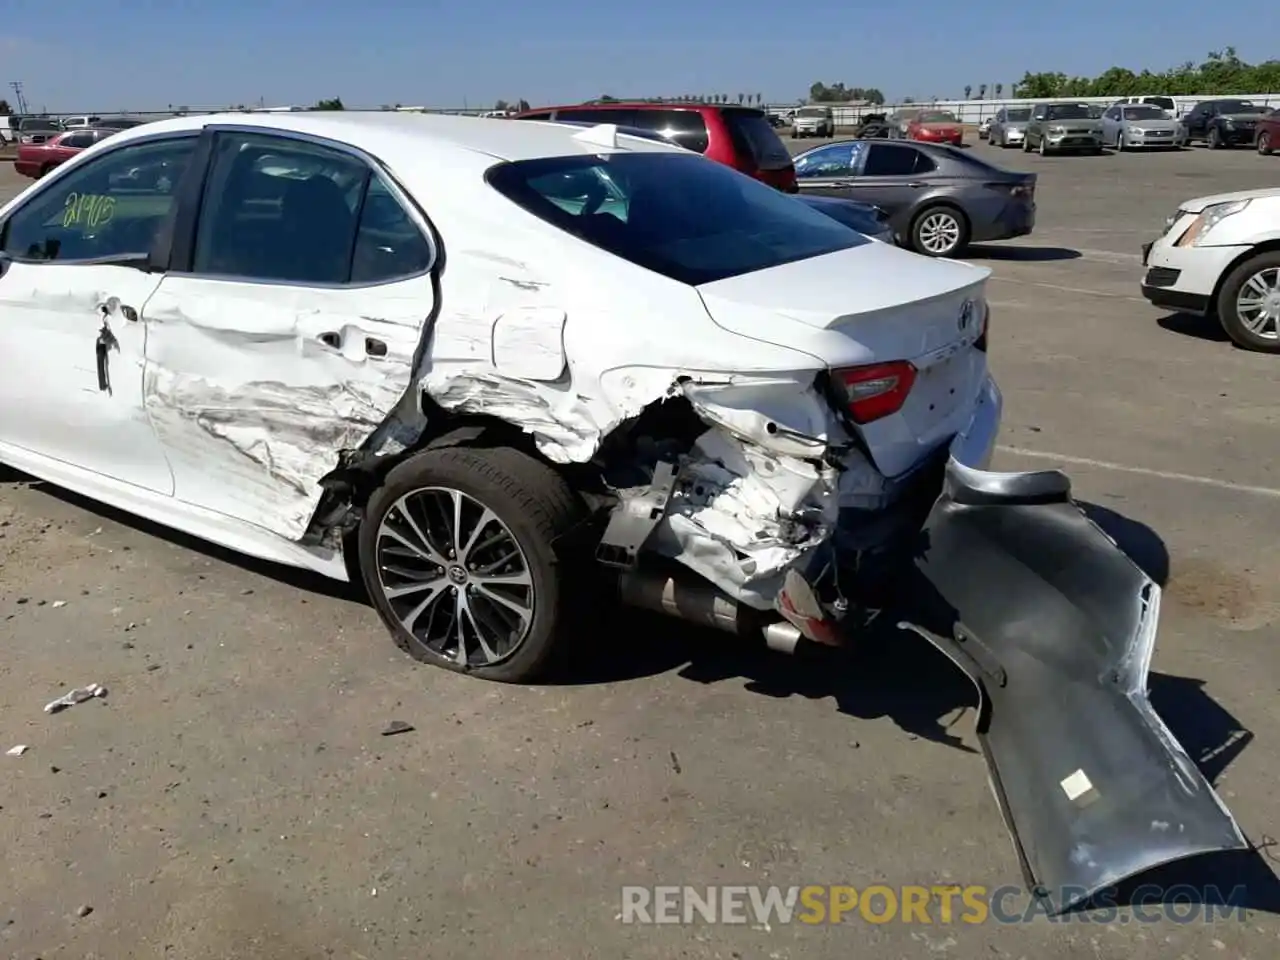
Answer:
[1079,500,1170,585]
[966,244,1082,262]
[0,463,369,605]
[1157,311,1230,343]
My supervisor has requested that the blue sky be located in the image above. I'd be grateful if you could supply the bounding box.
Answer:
[2,0,1275,112]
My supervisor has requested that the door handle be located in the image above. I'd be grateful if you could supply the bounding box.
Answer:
[906,181,927,188]
[98,298,138,322]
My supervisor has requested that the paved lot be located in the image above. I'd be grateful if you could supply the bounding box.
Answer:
[3,144,1280,960]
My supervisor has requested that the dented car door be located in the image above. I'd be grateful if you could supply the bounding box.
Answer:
[0,134,202,495]
[140,129,436,540]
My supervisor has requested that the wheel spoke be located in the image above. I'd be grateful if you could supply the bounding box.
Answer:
[387,503,449,567]
[401,582,450,633]
[385,573,450,600]
[459,507,499,565]
[473,582,533,625]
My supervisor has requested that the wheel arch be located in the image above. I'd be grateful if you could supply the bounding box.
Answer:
[1209,241,1280,316]
[909,199,971,252]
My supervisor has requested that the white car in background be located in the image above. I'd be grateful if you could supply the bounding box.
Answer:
[1141,187,1280,351]
[0,110,1245,914]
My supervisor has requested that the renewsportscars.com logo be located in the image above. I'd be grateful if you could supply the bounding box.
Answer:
[620,884,1249,925]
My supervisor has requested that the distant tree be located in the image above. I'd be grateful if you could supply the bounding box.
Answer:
[995,83,1003,97]
[978,83,987,98]
[494,99,510,112]
[863,88,885,104]
[599,94,618,102]
[1012,48,1280,99]
[0,99,11,115]
[902,96,915,104]
[517,98,530,112]
[964,85,972,99]
[756,93,763,105]
[312,97,345,110]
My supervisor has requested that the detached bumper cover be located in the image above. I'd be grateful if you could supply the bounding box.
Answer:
[899,459,1247,915]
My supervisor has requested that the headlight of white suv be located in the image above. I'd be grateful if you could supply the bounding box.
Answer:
[1176,199,1250,246]
[1049,125,1067,135]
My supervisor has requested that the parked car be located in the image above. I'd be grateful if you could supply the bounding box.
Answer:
[96,117,147,130]
[512,101,798,192]
[792,138,1035,257]
[13,128,118,179]
[1141,187,1280,352]
[853,116,893,139]
[61,115,102,129]
[1256,108,1280,155]
[16,117,63,145]
[0,110,1245,916]
[988,106,1031,148]
[888,107,923,138]
[1111,95,1178,118]
[1178,99,1270,149]
[1099,103,1180,151]
[977,117,992,139]
[791,105,834,139]
[795,194,895,242]
[1022,102,1103,155]
[906,110,963,147]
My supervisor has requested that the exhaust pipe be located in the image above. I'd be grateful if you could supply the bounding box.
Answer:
[617,568,803,654]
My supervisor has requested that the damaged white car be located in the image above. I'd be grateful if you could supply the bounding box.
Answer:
[0,113,1246,912]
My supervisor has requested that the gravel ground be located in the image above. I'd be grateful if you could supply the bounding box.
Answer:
[2,141,1280,960]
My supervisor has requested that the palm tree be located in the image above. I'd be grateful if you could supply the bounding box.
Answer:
[978,83,987,99]
[995,83,1003,98]
[964,85,972,99]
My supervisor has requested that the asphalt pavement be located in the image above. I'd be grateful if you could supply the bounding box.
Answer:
[3,140,1279,960]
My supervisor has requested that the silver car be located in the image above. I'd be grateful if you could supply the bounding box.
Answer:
[1022,102,1104,155]
[988,106,1032,148]
[1100,103,1180,150]
[791,105,833,139]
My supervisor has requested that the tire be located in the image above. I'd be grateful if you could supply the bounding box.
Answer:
[1207,127,1220,150]
[359,444,586,683]
[1215,251,1280,354]
[1022,135,1031,152]
[1038,137,1048,156]
[910,204,968,258]
[39,164,53,178]
[1258,131,1273,156]
[1116,131,1125,151]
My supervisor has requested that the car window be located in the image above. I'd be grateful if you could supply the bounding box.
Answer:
[0,136,197,263]
[629,110,709,153]
[1006,108,1031,122]
[861,144,920,177]
[554,108,636,125]
[486,152,867,287]
[1045,104,1091,120]
[517,112,554,121]
[61,131,95,149]
[720,109,792,170]
[350,176,433,284]
[794,143,857,178]
[191,132,371,284]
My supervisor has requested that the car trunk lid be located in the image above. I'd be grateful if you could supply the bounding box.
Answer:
[696,243,991,478]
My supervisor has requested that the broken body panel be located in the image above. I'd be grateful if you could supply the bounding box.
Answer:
[898,460,1248,914]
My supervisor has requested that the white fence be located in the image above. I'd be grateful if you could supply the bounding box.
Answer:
[769,94,1280,126]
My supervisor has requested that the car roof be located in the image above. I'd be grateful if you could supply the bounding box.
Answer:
[519,102,761,114]
[95,110,687,166]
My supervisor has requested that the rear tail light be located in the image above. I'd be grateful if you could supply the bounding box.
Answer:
[975,303,990,352]
[833,361,917,424]
[990,181,1033,199]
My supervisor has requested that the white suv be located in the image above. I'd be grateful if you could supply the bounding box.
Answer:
[1141,188,1280,351]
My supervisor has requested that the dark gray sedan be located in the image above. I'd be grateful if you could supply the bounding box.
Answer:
[792,139,1036,256]
[795,194,894,242]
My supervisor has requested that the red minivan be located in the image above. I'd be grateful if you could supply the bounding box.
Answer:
[513,102,798,192]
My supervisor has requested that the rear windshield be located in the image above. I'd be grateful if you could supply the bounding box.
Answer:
[1005,108,1032,121]
[797,107,829,118]
[486,152,866,286]
[720,109,793,170]
[20,119,59,132]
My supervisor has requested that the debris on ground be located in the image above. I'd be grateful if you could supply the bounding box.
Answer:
[6,744,29,756]
[44,683,108,714]
[75,905,93,918]
[380,720,414,737]
[51,600,67,609]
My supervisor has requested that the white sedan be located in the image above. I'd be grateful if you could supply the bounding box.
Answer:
[0,111,1247,913]
[1141,187,1280,352]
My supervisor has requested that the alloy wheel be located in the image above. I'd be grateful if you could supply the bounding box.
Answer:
[917,212,962,255]
[1236,267,1280,341]
[375,487,535,667]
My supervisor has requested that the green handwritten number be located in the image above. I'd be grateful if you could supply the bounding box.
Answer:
[62,192,79,228]
[59,193,116,230]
